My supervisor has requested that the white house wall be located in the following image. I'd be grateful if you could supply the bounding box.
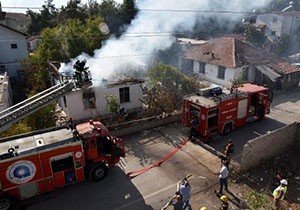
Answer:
[192,60,241,87]
[256,14,282,42]
[0,26,28,80]
[281,15,300,36]
[256,13,300,42]
[61,83,143,121]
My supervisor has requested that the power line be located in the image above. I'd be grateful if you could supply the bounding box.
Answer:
[1,6,280,15]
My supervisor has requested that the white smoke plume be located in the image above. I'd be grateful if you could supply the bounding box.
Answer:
[59,0,270,84]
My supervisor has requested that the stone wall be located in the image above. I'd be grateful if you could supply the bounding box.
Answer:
[108,113,182,137]
[241,122,299,171]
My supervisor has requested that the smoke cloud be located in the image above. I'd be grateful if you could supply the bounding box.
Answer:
[59,0,270,84]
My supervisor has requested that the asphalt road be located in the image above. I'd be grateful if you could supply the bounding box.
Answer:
[18,124,219,210]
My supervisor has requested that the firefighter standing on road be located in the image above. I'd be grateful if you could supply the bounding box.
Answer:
[273,179,288,210]
[224,140,234,168]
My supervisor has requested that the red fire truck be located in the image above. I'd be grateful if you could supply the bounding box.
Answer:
[0,119,125,210]
[183,83,273,142]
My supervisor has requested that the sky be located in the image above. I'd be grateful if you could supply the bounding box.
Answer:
[1,0,124,13]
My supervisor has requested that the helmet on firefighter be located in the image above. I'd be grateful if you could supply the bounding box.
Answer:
[220,195,228,202]
[280,179,288,186]
[200,207,208,210]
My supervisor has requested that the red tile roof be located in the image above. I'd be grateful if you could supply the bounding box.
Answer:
[183,36,300,74]
[183,37,237,68]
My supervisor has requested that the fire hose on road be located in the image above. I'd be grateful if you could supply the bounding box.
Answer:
[126,138,190,179]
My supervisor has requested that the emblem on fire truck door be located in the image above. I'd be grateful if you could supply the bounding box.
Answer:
[6,160,37,184]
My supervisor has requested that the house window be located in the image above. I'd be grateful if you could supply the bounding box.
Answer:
[119,87,130,103]
[199,62,206,74]
[273,17,278,23]
[218,66,226,79]
[11,44,18,49]
[271,31,276,36]
[83,92,96,109]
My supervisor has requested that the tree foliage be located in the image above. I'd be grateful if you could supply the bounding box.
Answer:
[26,0,138,37]
[143,64,203,115]
[27,0,58,35]
[0,123,32,138]
[244,24,267,47]
[273,33,290,56]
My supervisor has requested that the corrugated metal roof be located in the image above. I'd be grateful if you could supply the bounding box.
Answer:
[256,65,281,81]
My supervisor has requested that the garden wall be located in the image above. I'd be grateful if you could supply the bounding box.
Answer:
[241,122,299,171]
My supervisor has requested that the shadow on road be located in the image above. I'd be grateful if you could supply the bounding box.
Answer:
[17,167,153,210]
[206,117,286,163]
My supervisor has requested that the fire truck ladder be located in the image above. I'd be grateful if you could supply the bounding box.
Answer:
[0,80,76,133]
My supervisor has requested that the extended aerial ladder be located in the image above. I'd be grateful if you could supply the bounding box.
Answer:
[0,80,76,133]
[0,67,92,133]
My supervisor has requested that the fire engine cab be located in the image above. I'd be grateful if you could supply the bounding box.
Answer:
[183,83,273,142]
[0,119,125,210]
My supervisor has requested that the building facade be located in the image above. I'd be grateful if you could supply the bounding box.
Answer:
[59,79,144,122]
[0,71,12,112]
[183,36,300,89]
[0,24,28,82]
[256,12,300,42]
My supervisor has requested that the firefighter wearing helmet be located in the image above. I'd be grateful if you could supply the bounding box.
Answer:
[273,179,288,210]
[200,207,207,210]
[214,190,229,210]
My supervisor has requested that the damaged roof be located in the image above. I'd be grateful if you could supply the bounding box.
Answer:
[183,36,300,74]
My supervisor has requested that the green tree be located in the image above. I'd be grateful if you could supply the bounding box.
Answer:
[119,0,138,26]
[34,17,105,61]
[105,94,120,114]
[99,0,122,36]
[244,24,267,47]
[273,33,290,56]
[27,0,59,35]
[0,123,32,138]
[58,0,88,24]
[144,64,203,115]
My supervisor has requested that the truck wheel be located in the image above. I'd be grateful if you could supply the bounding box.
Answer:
[222,123,232,135]
[0,195,16,210]
[88,163,108,182]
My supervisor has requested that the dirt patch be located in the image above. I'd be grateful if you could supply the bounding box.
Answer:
[235,149,300,209]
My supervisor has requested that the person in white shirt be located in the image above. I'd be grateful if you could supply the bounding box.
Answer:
[218,160,229,194]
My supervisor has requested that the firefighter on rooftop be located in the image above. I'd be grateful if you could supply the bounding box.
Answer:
[73,59,89,83]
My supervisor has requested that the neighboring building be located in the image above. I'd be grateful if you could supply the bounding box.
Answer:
[58,78,145,122]
[27,36,40,52]
[256,12,300,42]
[183,36,300,89]
[0,3,31,33]
[0,23,29,82]
[0,71,12,112]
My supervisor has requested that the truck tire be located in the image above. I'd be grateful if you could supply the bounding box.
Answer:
[0,195,16,210]
[222,123,232,135]
[88,163,108,182]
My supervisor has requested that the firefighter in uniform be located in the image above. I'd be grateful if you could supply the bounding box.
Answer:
[73,59,88,83]
[224,140,234,167]
[214,191,229,210]
[273,179,288,210]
